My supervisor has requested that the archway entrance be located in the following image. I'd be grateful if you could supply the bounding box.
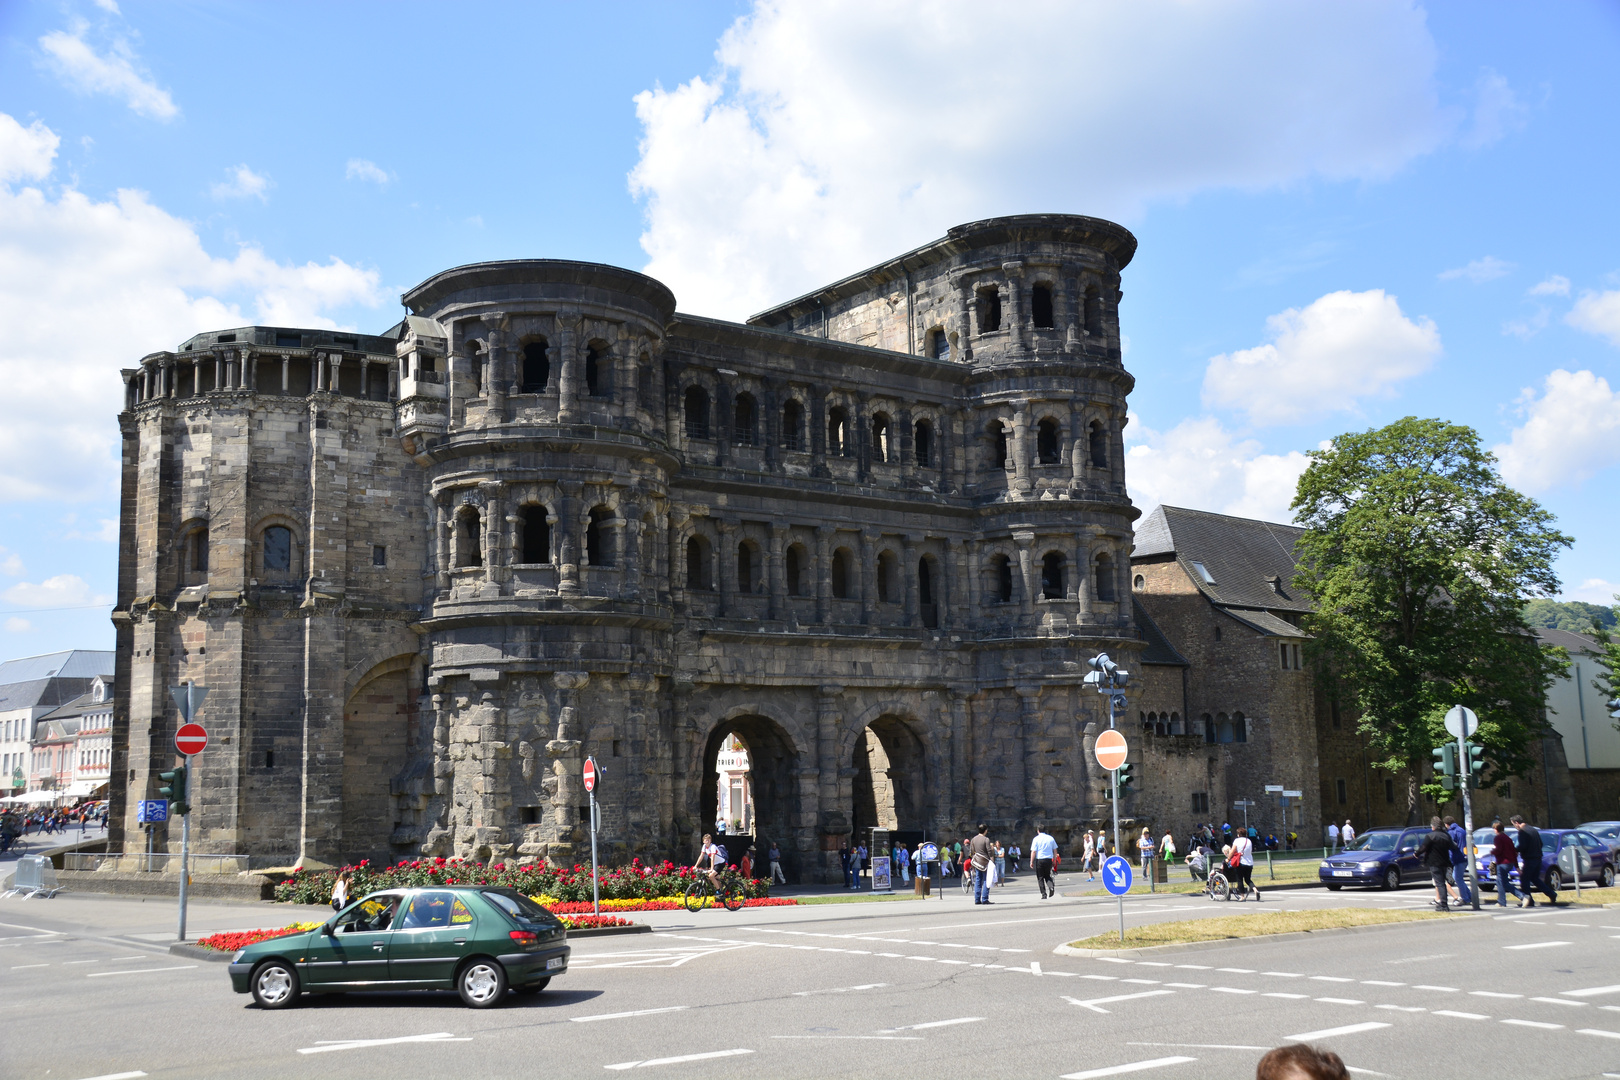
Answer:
[850,716,928,845]
[699,716,799,874]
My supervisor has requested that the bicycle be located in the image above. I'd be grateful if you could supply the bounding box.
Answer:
[683,874,745,912]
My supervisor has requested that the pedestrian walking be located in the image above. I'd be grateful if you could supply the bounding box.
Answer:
[1490,822,1526,907]
[855,842,868,890]
[1340,819,1356,850]
[896,842,910,884]
[1230,830,1260,900]
[1418,816,1456,911]
[1160,828,1177,869]
[1324,821,1338,853]
[968,824,994,904]
[1510,814,1558,906]
[839,842,854,890]
[1082,830,1096,879]
[1137,826,1155,868]
[1009,843,1021,874]
[767,842,787,884]
[330,869,352,912]
[1030,823,1058,899]
[1443,816,1472,906]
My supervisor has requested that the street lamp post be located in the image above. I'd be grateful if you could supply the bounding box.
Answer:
[1087,653,1131,941]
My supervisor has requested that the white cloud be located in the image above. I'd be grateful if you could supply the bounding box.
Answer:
[0,549,23,577]
[5,618,32,634]
[1494,369,1620,493]
[1564,578,1620,606]
[1460,67,1529,150]
[93,0,121,12]
[1201,289,1441,426]
[1529,275,1570,297]
[1503,308,1549,340]
[1438,255,1513,283]
[2,574,109,609]
[0,114,61,184]
[1567,289,1620,348]
[1127,416,1311,525]
[62,519,119,543]
[345,158,391,185]
[210,164,271,202]
[38,21,178,121]
[630,0,1447,318]
[0,113,384,503]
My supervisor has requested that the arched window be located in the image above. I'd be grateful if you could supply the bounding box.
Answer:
[977,287,1002,333]
[186,526,209,576]
[1037,418,1061,464]
[831,548,853,599]
[828,407,849,456]
[737,541,759,593]
[684,385,710,440]
[1094,552,1116,601]
[585,343,608,397]
[785,543,806,596]
[1217,713,1235,744]
[992,554,1013,603]
[1041,551,1065,600]
[1202,713,1216,743]
[733,392,757,446]
[520,506,551,564]
[1232,712,1247,743]
[781,399,804,451]
[1084,286,1103,336]
[991,422,1009,469]
[876,550,898,603]
[685,536,711,590]
[931,328,950,360]
[263,526,292,573]
[468,346,485,395]
[455,508,482,568]
[1089,421,1108,469]
[872,413,892,462]
[586,507,614,566]
[1031,283,1054,328]
[918,556,934,606]
[1133,574,1145,591]
[521,340,549,393]
[913,419,933,467]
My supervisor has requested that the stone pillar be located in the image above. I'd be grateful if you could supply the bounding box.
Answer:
[854,394,870,482]
[556,482,582,597]
[1011,401,1033,496]
[717,519,736,618]
[898,407,916,484]
[965,539,981,618]
[902,535,919,627]
[762,379,780,471]
[281,356,290,394]
[1016,684,1042,819]
[814,526,832,624]
[817,685,846,881]
[435,499,451,595]
[481,482,504,593]
[809,385,830,478]
[952,272,976,363]
[949,687,971,828]
[555,312,580,423]
[943,538,963,631]
[859,530,877,627]
[315,354,328,394]
[767,523,787,620]
[1014,531,1035,620]
[213,354,224,392]
[1003,261,1026,354]
[485,315,508,422]
[623,510,644,600]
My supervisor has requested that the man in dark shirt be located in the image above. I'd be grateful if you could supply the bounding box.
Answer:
[1511,815,1558,906]
[1417,817,1457,911]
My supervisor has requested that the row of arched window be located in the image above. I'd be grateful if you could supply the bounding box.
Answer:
[927,281,1106,348]
[1139,711,1247,742]
[448,505,611,568]
[452,335,656,408]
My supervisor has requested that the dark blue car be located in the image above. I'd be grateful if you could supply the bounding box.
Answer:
[1475,828,1616,892]
[1319,826,1431,890]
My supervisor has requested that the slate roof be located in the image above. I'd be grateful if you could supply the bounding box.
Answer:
[39,688,112,723]
[0,651,115,713]
[1133,599,1189,665]
[1131,505,1312,615]
[1537,628,1603,658]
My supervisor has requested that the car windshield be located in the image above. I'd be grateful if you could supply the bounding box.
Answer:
[1584,824,1620,840]
[1476,827,1518,845]
[481,889,563,930]
[1346,832,1398,852]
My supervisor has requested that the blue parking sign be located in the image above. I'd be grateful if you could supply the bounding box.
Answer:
[1102,854,1133,895]
[138,800,168,824]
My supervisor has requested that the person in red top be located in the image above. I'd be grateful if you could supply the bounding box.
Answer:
[1491,821,1527,907]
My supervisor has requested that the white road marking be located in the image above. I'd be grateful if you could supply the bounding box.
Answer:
[1501,1019,1562,1030]
[1081,975,1119,981]
[1376,1005,1425,1012]
[1361,981,1404,987]
[879,1017,984,1032]
[771,1035,921,1040]
[1216,968,1255,974]
[1310,976,1353,983]
[1577,1028,1620,1040]
[1564,985,1620,998]
[1264,993,1310,1000]
[11,964,48,970]
[1175,964,1213,970]
[86,966,196,978]
[73,1073,148,1080]
[793,983,888,996]
[1285,1022,1390,1041]
[1031,962,1043,976]
[1166,983,1206,989]
[1137,962,1173,968]
[1316,998,1365,1006]
[1122,978,1160,985]
[1530,997,1586,1007]
[1433,1011,1489,1020]
[1127,1043,1268,1051]
[1470,991,1521,999]
[1210,987,1256,995]
[299,1033,471,1054]
[571,1007,689,1023]
[1263,972,1305,978]
[1504,941,1570,950]
[605,1049,753,1070]
[1413,985,1458,992]
[1061,1057,1197,1079]
[1064,990,1176,1014]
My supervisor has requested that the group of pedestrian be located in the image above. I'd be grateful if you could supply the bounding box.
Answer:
[1413,813,1557,911]
[1325,818,1356,852]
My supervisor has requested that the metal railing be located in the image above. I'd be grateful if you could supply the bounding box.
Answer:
[63,852,251,875]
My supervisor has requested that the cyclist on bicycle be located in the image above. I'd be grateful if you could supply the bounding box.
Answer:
[693,833,726,891]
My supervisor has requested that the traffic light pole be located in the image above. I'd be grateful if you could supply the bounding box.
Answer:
[1459,731,1480,912]
[1109,690,1123,942]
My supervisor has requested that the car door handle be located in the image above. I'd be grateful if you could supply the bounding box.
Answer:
[372,943,387,950]
[453,938,466,945]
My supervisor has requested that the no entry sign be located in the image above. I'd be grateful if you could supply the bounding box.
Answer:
[582,756,597,793]
[175,723,208,757]
[1094,729,1128,771]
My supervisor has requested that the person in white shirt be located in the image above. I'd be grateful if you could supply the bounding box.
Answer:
[1230,832,1260,900]
[1029,824,1059,899]
[1082,831,1097,879]
[1325,821,1338,852]
[1341,820,1356,849]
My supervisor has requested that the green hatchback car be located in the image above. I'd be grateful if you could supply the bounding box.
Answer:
[228,886,570,1009]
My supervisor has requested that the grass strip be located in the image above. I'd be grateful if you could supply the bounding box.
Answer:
[796,892,923,905]
[1066,907,1448,950]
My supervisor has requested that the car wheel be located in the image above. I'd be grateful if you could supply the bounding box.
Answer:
[1325,883,1342,891]
[251,960,300,1010]
[513,977,551,995]
[1601,865,1616,888]
[457,959,508,1008]
[1547,869,1564,892]
[1382,867,1400,891]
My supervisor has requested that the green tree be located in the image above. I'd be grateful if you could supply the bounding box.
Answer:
[1291,417,1571,822]
[1524,598,1618,633]
[1589,602,1620,728]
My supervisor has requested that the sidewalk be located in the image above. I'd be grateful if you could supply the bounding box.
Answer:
[1,823,106,867]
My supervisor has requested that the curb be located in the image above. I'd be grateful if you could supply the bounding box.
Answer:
[1052,912,1487,958]
[566,923,651,938]
[169,941,234,963]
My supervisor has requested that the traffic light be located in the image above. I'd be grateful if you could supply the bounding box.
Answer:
[1431,745,1456,791]
[1116,762,1135,797]
[159,765,189,816]
[1468,745,1486,789]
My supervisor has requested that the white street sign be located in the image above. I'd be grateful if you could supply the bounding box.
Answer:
[1444,705,1479,739]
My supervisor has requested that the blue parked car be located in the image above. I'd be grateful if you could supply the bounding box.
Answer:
[1475,828,1616,892]
[1319,826,1430,891]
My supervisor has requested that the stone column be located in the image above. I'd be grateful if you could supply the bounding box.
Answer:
[814,526,832,624]
[556,482,582,597]
[902,535,919,627]
[1016,684,1042,818]
[1014,531,1035,620]
[949,687,971,828]
[481,482,504,593]
[555,312,580,423]
[623,511,644,601]
[485,314,508,422]
[767,522,787,620]
[943,538,963,630]
[898,407,916,484]
[952,272,976,363]
[434,498,451,596]
[1003,261,1026,354]
[717,519,736,617]
[965,539,981,618]
[280,356,290,394]
[214,354,224,392]
[1011,401,1033,496]
[809,385,830,478]
[859,530,877,627]
[854,394,870,481]
[762,380,780,471]
[817,685,846,881]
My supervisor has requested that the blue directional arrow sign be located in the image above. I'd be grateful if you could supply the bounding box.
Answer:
[1102,854,1133,896]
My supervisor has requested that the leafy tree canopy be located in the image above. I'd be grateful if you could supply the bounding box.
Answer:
[1524,598,1618,633]
[1291,417,1571,818]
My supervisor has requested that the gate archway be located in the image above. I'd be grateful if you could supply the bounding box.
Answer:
[851,714,929,839]
[698,715,801,872]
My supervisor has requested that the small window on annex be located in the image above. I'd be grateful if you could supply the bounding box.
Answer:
[1040,551,1065,600]
[991,554,1014,603]
[991,423,1009,469]
[876,550,899,603]
[827,407,850,456]
[1089,421,1108,468]
[685,536,712,590]
[585,507,614,566]
[871,413,893,463]
[262,526,292,573]
[520,506,551,564]
[781,399,805,451]
[733,392,758,446]
[684,386,711,440]
[931,328,950,360]
[1093,553,1116,602]
[1031,284,1054,329]
[737,541,760,594]
[1037,418,1061,464]
[785,543,807,597]
[977,287,1002,333]
[454,508,482,568]
[584,343,609,397]
[183,526,209,580]
[831,548,853,599]
[914,419,933,467]
[521,340,549,393]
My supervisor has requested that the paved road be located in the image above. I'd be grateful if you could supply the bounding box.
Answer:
[5,873,1619,1079]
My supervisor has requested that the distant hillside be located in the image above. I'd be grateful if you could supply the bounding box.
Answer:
[1524,599,1618,633]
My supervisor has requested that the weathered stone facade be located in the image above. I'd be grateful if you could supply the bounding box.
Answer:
[111,214,1154,880]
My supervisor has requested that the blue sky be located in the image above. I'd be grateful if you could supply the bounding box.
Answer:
[0,0,1616,656]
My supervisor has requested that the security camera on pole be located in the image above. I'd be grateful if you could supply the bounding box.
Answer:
[166,681,208,942]
[1087,652,1131,942]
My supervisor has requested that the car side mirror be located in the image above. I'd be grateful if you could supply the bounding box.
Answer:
[323,923,336,935]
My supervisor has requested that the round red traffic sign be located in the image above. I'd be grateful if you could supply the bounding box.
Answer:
[582,756,597,793]
[175,722,208,756]
[1094,729,1128,771]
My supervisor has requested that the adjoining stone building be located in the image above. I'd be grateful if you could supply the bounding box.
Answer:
[110,215,1176,880]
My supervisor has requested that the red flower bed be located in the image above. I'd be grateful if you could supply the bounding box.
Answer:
[197,923,317,952]
[547,900,683,914]
[558,914,635,930]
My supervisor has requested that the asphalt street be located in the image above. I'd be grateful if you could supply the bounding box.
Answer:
[5,872,1620,1080]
